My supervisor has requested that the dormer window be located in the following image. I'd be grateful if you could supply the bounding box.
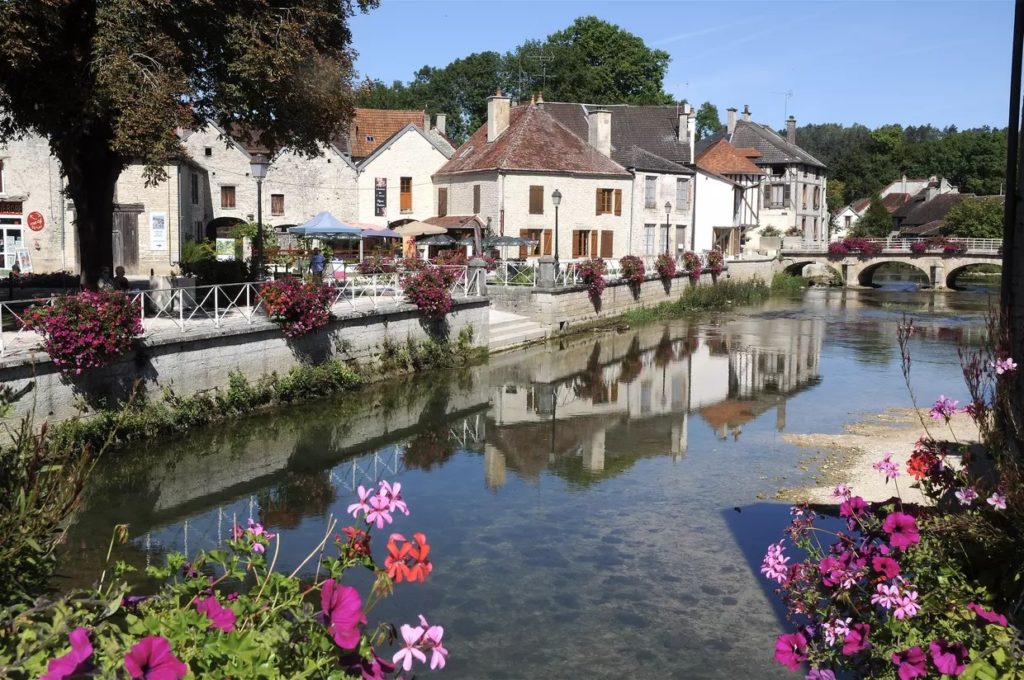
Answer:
[365,135,374,143]
[204,147,212,157]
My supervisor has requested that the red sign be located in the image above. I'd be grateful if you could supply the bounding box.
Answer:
[27,211,45,231]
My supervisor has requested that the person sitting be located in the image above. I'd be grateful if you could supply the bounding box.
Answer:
[112,265,130,291]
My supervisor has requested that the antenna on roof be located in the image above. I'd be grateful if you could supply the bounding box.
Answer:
[518,46,554,100]
[775,90,794,124]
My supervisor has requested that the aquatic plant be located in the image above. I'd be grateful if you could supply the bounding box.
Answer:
[618,255,646,285]
[260,277,335,336]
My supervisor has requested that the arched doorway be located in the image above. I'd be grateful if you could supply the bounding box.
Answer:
[204,216,246,241]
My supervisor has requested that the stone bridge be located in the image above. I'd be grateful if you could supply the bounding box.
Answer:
[780,238,1002,289]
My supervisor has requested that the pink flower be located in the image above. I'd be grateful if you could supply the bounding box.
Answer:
[41,627,93,680]
[872,453,900,479]
[987,492,1007,510]
[321,580,366,649]
[760,542,790,584]
[831,484,852,501]
[195,596,236,632]
[392,623,428,671]
[871,583,900,609]
[418,615,448,670]
[839,496,868,519]
[251,542,265,554]
[871,555,901,579]
[365,493,393,529]
[929,640,968,676]
[124,636,188,679]
[347,485,373,519]
[379,480,410,515]
[841,623,870,656]
[967,603,1008,626]
[954,487,978,506]
[882,512,920,551]
[929,395,959,421]
[891,646,928,680]
[893,590,920,619]
[991,357,1017,374]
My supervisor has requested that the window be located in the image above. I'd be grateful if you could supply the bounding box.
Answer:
[600,230,613,258]
[801,184,808,210]
[644,176,657,209]
[595,188,621,215]
[220,185,236,209]
[644,224,655,256]
[271,193,284,216]
[400,177,412,212]
[190,173,199,205]
[765,184,790,208]
[473,185,481,214]
[437,188,448,217]
[660,224,670,253]
[365,135,375,143]
[801,217,807,234]
[519,229,542,258]
[844,215,852,229]
[813,186,821,210]
[676,178,690,211]
[204,147,212,157]
[529,185,544,215]
[195,221,203,240]
[572,229,593,258]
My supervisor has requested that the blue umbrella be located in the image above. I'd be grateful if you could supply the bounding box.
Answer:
[361,228,401,238]
[289,212,363,239]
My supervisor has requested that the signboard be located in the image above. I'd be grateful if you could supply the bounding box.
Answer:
[0,201,23,215]
[27,211,45,231]
[150,211,168,250]
[14,247,32,273]
[374,177,387,217]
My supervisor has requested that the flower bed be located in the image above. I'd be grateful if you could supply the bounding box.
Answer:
[20,290,142,375]
[260,277,335,337]
[828,237,883,260]
[655,254,677,280]
[402,266,456,320]
[577,258,607,301]
[618,255,646,285]
[681,251,702,282]
[356,255,397,274]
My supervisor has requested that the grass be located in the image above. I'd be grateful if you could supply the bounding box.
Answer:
[770,271,809,293]
[620,277,774,324]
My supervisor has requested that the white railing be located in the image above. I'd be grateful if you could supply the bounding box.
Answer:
[488,261,537,287]
[784,237,1003,255]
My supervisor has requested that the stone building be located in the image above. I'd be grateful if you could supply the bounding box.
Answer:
[693,139,765,255]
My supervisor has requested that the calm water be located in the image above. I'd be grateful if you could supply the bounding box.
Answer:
[60,288,992,678]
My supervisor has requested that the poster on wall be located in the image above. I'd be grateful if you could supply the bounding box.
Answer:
[374,177,387,217]
[215,238,236,261]
[14,247,32,273]
[150,212,168,250]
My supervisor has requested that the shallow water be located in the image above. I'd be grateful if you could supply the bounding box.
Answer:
[60,288,991,678]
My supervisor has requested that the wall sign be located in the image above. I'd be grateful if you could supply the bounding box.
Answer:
[150,211,168,250]
[374,177,387,217]
[27,211,44,231]
[0,201,23,215]
[14,247,32,273]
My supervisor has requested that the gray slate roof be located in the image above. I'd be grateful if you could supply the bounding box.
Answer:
[699,120,825,168]
[541,102,694,172]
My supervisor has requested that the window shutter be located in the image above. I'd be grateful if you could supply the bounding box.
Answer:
[438,188,448,217]
[596,189,603,215]
[473,185,481,214]
[614,189,622,216]
[600,230,613,258]
[783,184,791,207]
[764,187,771,208]
[529,185,544,215]
[590,231,598,258]
[572,230,582,258]
[519,229,529,259]
[542,229,552,256]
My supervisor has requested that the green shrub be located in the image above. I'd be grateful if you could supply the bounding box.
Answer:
[770,272,808,293]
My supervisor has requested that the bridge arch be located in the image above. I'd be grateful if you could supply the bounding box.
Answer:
[857,260,931,288]
[783,259,842,283]
[945,262,1002,291]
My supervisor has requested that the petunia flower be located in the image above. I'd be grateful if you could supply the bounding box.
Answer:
[321,580,366,649]
[774,631,807,670]
[882,512,920,551]
[967,603,1008,627]
[124,636,188,680]
[929,640,968,676]
[392,624,427,672]
[839,496,868,520]
[41,627,93,680]
[805,670,836,680]
[841,623,870,656]
[891,646,928,680]
[871,555,901,579]
[195,595,237,632]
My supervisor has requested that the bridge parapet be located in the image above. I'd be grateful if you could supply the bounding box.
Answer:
[782,237,1002,256]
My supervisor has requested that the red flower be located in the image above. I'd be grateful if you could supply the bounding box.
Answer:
[341,526,371,557]
[385,532,432,584]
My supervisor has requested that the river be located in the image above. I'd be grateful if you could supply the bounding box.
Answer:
[59,287,993,678]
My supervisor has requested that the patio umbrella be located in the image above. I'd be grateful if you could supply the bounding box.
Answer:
[360,228,401,238]
[394,221,447,237]
[455,236,476,246]
[289,212,362,238]
[484,235,528,247]
[418,234,457,246]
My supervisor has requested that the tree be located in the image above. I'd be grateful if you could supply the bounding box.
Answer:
[826,179,846,214]
[695,102,724,140]
[941,197,1005,238]
[0,0,376,287]
[852,194,895,237]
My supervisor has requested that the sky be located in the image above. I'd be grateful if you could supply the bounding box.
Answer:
[350,0,1013,130]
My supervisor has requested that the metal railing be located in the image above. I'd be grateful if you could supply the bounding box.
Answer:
[488,261,537,287]
[783,237,1003,255]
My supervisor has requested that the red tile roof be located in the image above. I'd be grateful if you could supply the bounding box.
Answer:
[425,215,484,230]
[881,193,912,212]
[349,108,425,158]
[436,104,630,178]
[850,197,871,213]
[695,139,764,176]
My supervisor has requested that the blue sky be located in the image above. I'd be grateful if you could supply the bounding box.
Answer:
[351,0,1012,130]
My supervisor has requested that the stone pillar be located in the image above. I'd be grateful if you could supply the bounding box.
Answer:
[537,255,557,289]
[468,258,488,296]
[841,263,852,288]
[930,263,946,290]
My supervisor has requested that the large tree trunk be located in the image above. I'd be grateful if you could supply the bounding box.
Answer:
[55,137,123,290]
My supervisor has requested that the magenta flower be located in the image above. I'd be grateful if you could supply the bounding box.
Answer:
[341,650,396,680]
[321,580,366,649]
[991,357,1017,374]
[987,492,1007,510]
[831,484,852,501]
[882,512,920,551]
[929,640,968,676]
[871,583,900,609]
[839,496,868,519]
[872,453,900,479]
[871,555,901,579]
[929,395,959,421]
[806,670,836,680]
[893,590,920,619]
[41,627,93,680]
[251,542,265,555]
[347,485,373,519]
[774,631,808,670]
[891,646,927,680]
[954,487,978,506]
[124,636,188,680]
[967,603,1008,626]
[841,623,870,656]
[195,595,237,632]
[760,542,790,584]
[247,518,267,537]
[393,623,428,672]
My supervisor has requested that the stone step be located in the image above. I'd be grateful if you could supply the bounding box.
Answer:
[488,323,548,351]
[489,319,544,335]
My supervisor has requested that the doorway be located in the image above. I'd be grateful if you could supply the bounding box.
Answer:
[112,204,142,274]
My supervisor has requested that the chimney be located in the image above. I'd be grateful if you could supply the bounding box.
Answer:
[423,112,430,132]
[786,115,796,144]
[679,103,694,161]
[588,108,612,157]
[727,107,737,135]
[742,104,751,122]
[435,113,446,136]
[487,88,511,143]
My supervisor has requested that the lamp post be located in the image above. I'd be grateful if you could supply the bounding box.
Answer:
[552,189,562,270]
[249,153,269,279]
[664,201,672,255]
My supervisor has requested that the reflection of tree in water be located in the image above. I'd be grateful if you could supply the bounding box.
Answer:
[403,426,457,471]
[653,330,676,368]
[572,341,612,404]
[258,470,337,529]
[618,337,643,384]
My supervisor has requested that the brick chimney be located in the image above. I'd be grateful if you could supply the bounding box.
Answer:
[679,103,694,161]
[588,108,612,157]
[727,107,737,135]
[487,88,511,143]
[786,115,796,144]
[435,113,446,136]
[742,104,751,122]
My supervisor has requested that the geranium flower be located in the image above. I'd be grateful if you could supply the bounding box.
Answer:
[871,583,900,609]
[806,670,836,680]
[831,484,852,501]
[347,485,373,519]
[365,493,393,529]
[954,487,978,506]
[195,595,237,632]
[929,395,959,421]
[841,623,870,656]
[321,580,366,649]
[882,512,920,551]
[967,603,1008,626]
[124,636,188,680]
[386,533,432,584]
[987,492,1007,510]
[341,526,371,557]
[774,631,807,670]
[822,618,851,646]
[418,615,448,670]
[41,627,93,680]
[929,640,968,676]
[760,542,790,584]
[991,357,1017,374]
[379,480,409,515]
[893,590,920,619]
[872,453,900,479]
[871,555,901,579]
[392,624,427,671]
[891,646,927,680]
[839,496,868,519]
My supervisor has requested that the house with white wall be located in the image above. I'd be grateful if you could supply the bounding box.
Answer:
[693,139,764,255]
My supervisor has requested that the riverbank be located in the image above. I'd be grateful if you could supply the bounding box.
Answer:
[775,407,980,504]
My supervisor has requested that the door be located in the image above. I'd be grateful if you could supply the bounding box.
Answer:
[112,205,141,273]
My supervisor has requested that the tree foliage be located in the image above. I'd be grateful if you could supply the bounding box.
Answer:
[941,197,1005,239]
[852,194,895,237]
[695,102,724,141]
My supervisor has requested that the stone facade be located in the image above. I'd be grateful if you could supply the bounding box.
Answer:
[759,164,828,239]
[357,126,452,227]
[631,171,693,258]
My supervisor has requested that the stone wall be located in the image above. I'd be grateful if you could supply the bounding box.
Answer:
[0,298,489,425]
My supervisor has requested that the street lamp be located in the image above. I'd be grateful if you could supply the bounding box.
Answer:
[249,153,269,278]
[664,201,672,255]
[551,189,562,269]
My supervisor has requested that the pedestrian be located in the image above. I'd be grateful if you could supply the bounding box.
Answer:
[112,265,130,291]
[309,248,325,282]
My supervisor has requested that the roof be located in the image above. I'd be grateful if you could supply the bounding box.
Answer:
[695,139,764,176]
[894,193,969,227]
[425,215,484,230]
[621,146,692,174]
[901,219,945,236]
[540,102,694,166]
[435,104,631,178]
[702,119,826,168]
[850,197,871,213]
[881,193,912,212]
[355,124,455,171]
[342,108,425,158]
